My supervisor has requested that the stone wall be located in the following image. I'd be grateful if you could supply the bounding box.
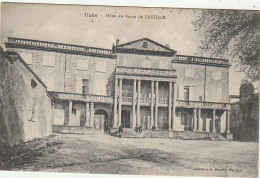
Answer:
[117,53,173,69]
[0,48,53,146]
[8,48,116,95]
[173,63,229,103]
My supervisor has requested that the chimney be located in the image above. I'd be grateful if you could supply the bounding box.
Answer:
[116,39,120,46]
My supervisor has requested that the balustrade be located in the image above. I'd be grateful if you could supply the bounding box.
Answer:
[175,55,229,66]
[7,37,114,55]
[116,66,175,77]
[176,100,228,109]
[49,91,113,103]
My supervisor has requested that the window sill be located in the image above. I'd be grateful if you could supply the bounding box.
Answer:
[77,69,88,71]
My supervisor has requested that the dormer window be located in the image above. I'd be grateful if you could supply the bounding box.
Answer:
[143,42,148,48]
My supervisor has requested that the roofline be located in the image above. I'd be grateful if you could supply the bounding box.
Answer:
[7,37,113,51]
[5,37,117,59]
[173,54,231,68]
[176,54,229,63]
[117,38,177,53]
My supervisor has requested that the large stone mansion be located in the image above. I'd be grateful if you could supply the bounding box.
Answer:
[5,37,232,138]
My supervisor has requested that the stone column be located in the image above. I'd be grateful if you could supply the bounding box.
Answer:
[90,102,94,128]
[212,109,216,132]
[113,78,118,128]
[155,81,159,129]
[85,102,90,126]
[193,108,197,131]
[150,80,154,129]
[168,82,172,130]
[226,110,230,133]
[132,79,136,128]
[198,108,202,132]
[118,78,122,127]
[137,79,141,125]
[172,83,176,130]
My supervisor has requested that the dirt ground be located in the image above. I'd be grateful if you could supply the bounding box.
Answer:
[0,134,258,177]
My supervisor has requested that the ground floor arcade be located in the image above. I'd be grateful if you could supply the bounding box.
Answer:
[52,99,231,134]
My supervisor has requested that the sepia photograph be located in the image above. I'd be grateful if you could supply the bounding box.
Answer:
[0,2,259,177]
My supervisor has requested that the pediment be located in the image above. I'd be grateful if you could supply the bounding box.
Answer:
[117,38,176,54]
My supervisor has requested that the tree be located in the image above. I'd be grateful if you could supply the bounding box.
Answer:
[193,9,259,82]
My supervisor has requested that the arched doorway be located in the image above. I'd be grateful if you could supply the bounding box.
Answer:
[94,109,109,133]
[121,110,131,128]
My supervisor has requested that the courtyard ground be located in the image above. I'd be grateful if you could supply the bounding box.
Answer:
[0,133,258,177]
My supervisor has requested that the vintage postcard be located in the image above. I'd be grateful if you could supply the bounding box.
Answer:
[0,2,259,177]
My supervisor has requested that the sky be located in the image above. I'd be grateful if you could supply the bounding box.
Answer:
[0,2,247,95]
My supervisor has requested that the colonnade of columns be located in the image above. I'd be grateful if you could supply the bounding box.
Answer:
[67,100,95,127]
[192,107,230,133]
[113,78,176,129]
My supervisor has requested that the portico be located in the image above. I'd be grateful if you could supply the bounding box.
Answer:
[113,66,177,130]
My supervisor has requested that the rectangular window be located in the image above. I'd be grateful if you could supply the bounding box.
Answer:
[122,84,132,97]
[77,59,88,70]
[42,76,54,91]
[95,79,107,95]
[184,87,189,101]
[43,55,55,66]
[96,61,106,72]
[159,60,168,69]
[20,52,32,65]
[72,108,76,115]
[82,79,89,94]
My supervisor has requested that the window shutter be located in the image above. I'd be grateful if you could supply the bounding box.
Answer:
[43,55,55,66]
[77,59,88,70]
[179,85,184,100]
[95,80,107,95]
[189,87,194,101]
[76,79,82,93]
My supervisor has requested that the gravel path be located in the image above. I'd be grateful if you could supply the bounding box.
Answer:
[1,134,258,177]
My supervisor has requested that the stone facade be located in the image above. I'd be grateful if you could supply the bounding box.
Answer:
[5,37,232,137]
[0,47,53,146]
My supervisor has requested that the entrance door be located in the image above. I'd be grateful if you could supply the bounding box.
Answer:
[121,110,130,128]
[182,112,190,131]
[94,114,104,133]
[94,109,108,133]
